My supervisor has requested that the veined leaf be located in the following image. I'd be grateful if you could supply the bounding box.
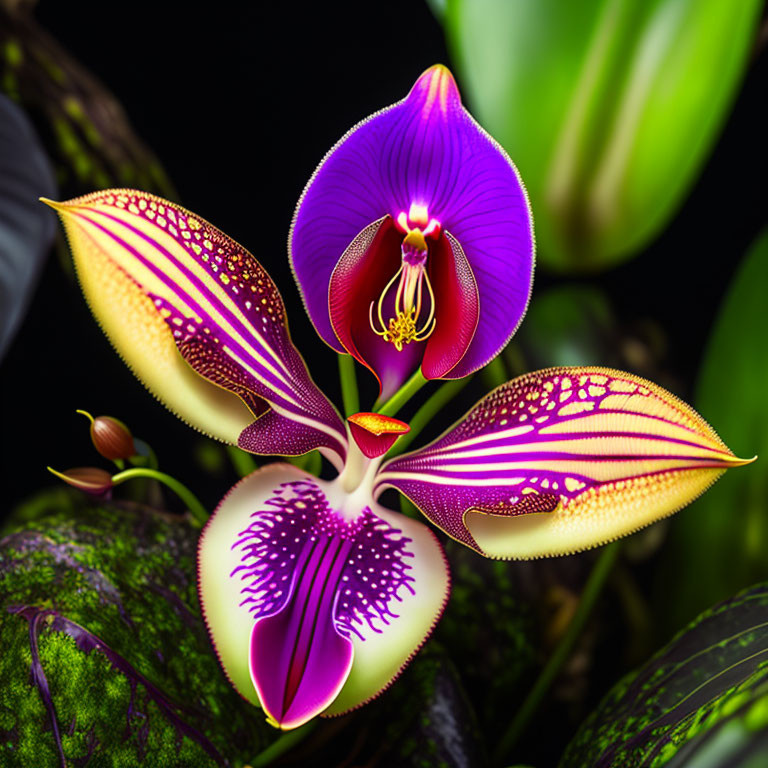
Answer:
[0,490,275,765]
[561,582,768,767]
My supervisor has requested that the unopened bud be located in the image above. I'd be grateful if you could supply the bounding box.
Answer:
[47,466,113,496]
[77,410,136,460]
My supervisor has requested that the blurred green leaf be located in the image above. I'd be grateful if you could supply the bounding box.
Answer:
[514,284,618,369]
[560,582,768,767]
[659,231,768,628]
[443,0,760,272]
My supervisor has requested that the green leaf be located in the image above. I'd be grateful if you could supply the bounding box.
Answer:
[560,583,768,767]
[1,5,175,200]
[0,490,275,766]
[443,0,761,271]
[658,231,768,629]
[514,284,618,369]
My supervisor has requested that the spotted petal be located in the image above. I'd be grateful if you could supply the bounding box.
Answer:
[46,190,347,465]
[199,464,449,729]
[291,65,534,387]
[376,367,753,558]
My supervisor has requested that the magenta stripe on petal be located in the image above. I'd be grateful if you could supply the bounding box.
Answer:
[249,536,354,729]
[291,65,534,380]
[376,367,749,556]
[232,477,417,726]
[56,191,348,464]
[199,465,451,725]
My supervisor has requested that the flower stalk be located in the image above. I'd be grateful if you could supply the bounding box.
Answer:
[111,468,208,527]
[493,541,622,762]
[374,370,428,417]
[388,377,471,456]
[337,354,360,416]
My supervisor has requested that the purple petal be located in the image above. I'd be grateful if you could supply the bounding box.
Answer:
[198,465,450,727]
[249,532,354,729]
[48,191,347,466]
[376,367,752,558]
[291,64,534,377]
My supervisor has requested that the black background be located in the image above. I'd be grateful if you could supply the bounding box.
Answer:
[2,2,766,524]
[0,4,766,764]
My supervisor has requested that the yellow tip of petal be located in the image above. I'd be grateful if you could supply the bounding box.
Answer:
[732,454,758,466]
[39,197,64,210]
[348,412,410,436]
[414,64,461,113]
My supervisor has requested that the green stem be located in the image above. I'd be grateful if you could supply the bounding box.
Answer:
[337,354,360,416]
[481,356,508,390]
[375,370,428,417]
[111,468,208,527]
[390,377,471,456]
[288,451,322,476]
[492,541,621,764]
[504,342,528,378]
[250,721,317,767]
[227,445,259,478]
[399,495,419,519]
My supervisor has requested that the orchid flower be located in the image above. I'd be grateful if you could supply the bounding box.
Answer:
[45,66,751,733]
[291,65,534,400]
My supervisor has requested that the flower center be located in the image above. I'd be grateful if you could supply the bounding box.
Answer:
[369,205,441,351]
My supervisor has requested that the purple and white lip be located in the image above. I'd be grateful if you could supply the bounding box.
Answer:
[198,461,450,730]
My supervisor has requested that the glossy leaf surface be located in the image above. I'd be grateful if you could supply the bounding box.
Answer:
[561,582,768,767]
[443,0,761,271]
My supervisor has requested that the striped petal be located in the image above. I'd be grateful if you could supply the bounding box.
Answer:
[46,190,347,465]
[199,464,449,728]
[376,367,753,559]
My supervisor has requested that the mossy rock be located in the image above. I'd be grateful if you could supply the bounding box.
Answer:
[0,489,273,767]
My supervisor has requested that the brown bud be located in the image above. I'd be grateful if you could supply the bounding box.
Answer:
[77,410,136,460]
[47,466,113,496]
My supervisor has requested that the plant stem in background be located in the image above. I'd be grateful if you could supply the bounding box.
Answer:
[390,377,471,456]
[399,495,419,519]
[493,541,622,763]
[337,354,360,416]
[227,445,259,478]
[375,370,428,417]
[111,468,208,527]
[249,721,318,767]
[481,355,508,390]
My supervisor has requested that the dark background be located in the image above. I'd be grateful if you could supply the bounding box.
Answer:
[2,2,766,526]
[0,4,766,765]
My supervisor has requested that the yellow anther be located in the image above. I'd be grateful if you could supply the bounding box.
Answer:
[369,258,437,350]
[403,229,427,251]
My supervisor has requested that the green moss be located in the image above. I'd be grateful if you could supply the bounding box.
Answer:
[0,490,275,766]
